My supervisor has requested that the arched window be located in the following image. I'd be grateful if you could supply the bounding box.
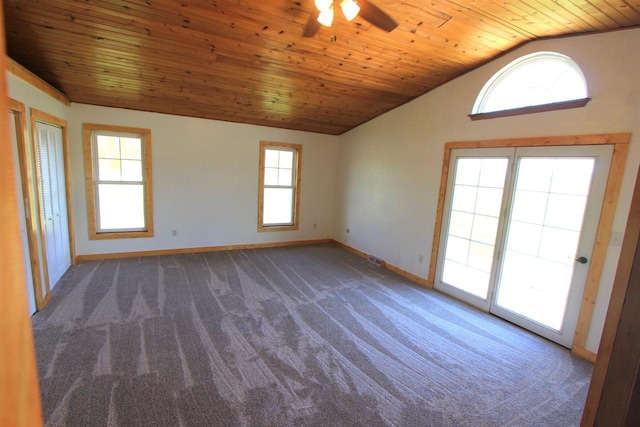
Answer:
[471,52,589,119]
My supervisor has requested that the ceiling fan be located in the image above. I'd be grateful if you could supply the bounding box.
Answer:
[303,0,398,38]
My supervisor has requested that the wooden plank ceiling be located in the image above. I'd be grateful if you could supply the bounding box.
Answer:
[4,0,640,135]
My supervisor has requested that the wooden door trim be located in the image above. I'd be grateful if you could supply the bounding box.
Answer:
[8,99,45,311]
[581,162,640,425]
[0,4,44,423]
[427,133,631,358]
[29,108,75,308]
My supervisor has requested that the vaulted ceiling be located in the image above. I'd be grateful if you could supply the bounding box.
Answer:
[4,0,640,134]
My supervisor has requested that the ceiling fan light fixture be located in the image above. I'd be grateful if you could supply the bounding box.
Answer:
[340,0,360,21]
[317,6,334,27]
[314,0,333,11]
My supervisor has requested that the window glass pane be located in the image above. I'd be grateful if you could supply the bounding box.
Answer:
[545,194,587,231]
[441,155,508,300]
[475,187,503,217]
[279,150,294,168]
[455,159,481,186]
[451,185,477,213]
[120,137,142,160]
[473,52,587,114]
[442,259,489,299]
[264,168,279,185]
[265,149,280,168]
[445,235,469,264]
[468,241,495,272]
[517,159,553,192]
[97,135,120,158]
[449,211,473,239]
[442,259,466,290]
[550,159,594,195]
[263,188,293,224]
[538,227,580,264]
[121,160,143,182]
[278,168,293,186]
[511,190,547,224]
[506,221,542,255]
[98,159,121,181]
[496,251,571,330]
[466,268,491,298]
[471,215,499,245]
[496,154,597,332]
[552,69,588,100]
[98,184,145,230]
[479,158,508,188]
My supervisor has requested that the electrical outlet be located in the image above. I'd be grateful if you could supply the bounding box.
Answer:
[171,229,177,237]
[418,254,425,264]
[346,228,350,234]
[610,231,623,247]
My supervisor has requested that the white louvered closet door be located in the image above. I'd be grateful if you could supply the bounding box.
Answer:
[36,121,70,290]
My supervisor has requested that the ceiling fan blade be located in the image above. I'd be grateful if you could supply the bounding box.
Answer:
[303,9,322,37]
[358,0,398,32]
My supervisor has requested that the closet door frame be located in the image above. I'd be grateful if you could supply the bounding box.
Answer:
[8,99,42,312]
[29,108,75,309]
[428,133,630,358]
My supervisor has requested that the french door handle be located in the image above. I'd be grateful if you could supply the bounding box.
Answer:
[575,256,589,264]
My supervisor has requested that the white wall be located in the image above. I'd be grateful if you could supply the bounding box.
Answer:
[68,105,339,255]
[7,73,69,121]
[333,28,640,353]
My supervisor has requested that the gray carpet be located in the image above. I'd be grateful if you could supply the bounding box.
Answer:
[32,243,592,426]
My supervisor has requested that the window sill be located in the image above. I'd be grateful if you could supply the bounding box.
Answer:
[469,98,590,121]
[258,224,298,232]
[89,230,154,240]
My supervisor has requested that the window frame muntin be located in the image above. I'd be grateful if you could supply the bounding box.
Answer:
[258,140,302,232]
[83,123,154,240]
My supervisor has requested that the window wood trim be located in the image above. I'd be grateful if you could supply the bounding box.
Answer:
[469,98,590,121]
[427,133,631,356]
[258,140,302,232]
[83,123,154,240]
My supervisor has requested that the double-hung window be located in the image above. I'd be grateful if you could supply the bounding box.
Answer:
[258,141,302,231]
[83,124,153,239]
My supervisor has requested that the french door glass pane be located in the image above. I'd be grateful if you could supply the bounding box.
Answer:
[263,188,293,225]
[441,158,508,298]
[495,158,594,330]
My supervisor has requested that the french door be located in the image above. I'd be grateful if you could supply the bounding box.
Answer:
[435,145,612,347]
